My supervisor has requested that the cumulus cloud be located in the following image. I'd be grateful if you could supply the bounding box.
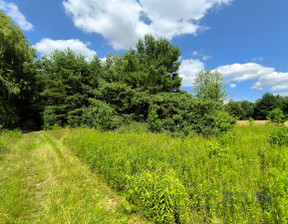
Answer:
[179,59,204,87]
[34,38,97,59]
[229,83,237,89]
[63,0,232,50]
[215,62,288,91]
[0,0,33,31]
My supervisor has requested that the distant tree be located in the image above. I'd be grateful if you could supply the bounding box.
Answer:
[0,10,38,128]
[226,100,245,119]
[240,100,255,119]
[254,93,283,120]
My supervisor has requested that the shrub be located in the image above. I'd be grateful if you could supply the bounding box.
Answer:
[249,117,255,126]
[201,110,236,136]
[147,105,161,132]
[268,127,288,146]
[267,108,287,126]
[81,99,118,130]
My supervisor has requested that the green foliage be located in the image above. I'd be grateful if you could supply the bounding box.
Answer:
[42,107,60,130]
[267,108,287,125]
[82,99,119,130]
[65,126,288,223]
[1,128,23,137]
[202,110,236,136]
[135,34,182,93]
[37,49,92,128]
[127,170,190,223]
[147,105,161,132]
[240,100,255,119]
[1,16,235,136]
[254,93,283,120]
[268,127,288,146]
[193,70,226,102]
[249,117,255,125]
[0,138,5,153]
[225,100,245,120]
[0,10,38,128]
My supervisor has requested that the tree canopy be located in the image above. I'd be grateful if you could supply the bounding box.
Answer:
[0,10,37,128]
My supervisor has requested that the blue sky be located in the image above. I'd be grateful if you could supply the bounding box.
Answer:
[1,0,288,102]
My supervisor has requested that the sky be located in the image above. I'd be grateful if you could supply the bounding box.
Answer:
[1,0,288,102]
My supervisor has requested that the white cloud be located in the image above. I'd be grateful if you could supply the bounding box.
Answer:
[274,92,288,97]
[253,72,288,91]
[229,83,237,89]
[63,0,232,50]
[214,62,288,91]
[34,38,97,59]
[179,59,204,87]
[0,0,33,31]
[215,63,272,82]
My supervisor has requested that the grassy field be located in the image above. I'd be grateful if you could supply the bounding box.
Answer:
[1,125,288,223]
[0,130,150,224]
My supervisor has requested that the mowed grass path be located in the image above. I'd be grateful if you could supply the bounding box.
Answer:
[0,130,150,224]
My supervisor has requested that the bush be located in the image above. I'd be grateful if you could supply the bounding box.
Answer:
[81,99,119,130]
[201,110,236,136]
[268,127,288,146]
[249,117,254,126]
[147,105,161,132]
[267,108,287,126]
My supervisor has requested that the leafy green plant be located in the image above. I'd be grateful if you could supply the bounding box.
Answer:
[249,117,255,126]
[202,110,236,136]
[267,108,287,126]
[126,170,190,223]
[64,126,288,223]
[268,127,288,146]
[147,106,161,132]
[81,99,117,130]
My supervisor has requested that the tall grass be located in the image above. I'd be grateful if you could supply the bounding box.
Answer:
[65,125,288,223]
[0,131,150,224]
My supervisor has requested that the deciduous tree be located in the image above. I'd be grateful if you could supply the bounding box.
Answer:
[0,10,37,128]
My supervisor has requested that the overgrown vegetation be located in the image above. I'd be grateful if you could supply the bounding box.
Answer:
[0,130,150,223]
[64,125,288,223]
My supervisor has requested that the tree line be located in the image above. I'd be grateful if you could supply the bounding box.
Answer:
[226,92,288,121]
[1,10,284,135]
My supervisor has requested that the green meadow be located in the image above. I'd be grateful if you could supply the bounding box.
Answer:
[1,125,288,223]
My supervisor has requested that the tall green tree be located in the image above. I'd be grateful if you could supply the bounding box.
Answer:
[0,10,37,128]
[135,34,182,93]
[103,34,182,94]
[192,70,235,135]
[193,70,227,102]
[254,93,283,120]
[37,49,92,128]
[240,100,255,119]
